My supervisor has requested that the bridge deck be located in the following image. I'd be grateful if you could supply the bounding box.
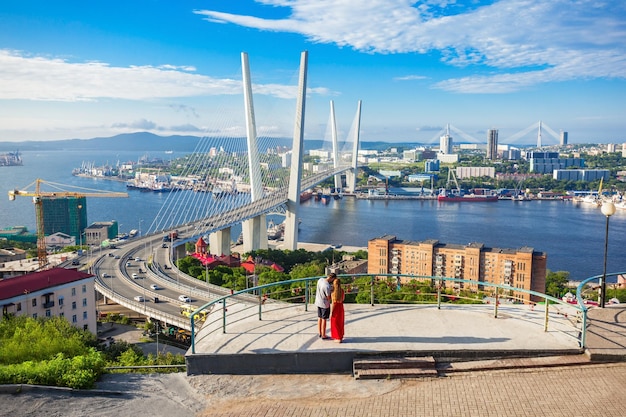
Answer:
[186,302,583,375]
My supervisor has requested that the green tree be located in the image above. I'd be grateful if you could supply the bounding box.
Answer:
[176,255,201,275]
[545,270,570,298]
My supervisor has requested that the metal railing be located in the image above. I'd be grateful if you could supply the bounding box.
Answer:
[189,273,603,354]
[576,270,626,347]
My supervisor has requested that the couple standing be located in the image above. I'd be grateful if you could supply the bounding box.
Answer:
[315,272,345,343]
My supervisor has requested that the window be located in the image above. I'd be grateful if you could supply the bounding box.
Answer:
[82,284,86,293]
[45,310,51,317]
[82,311,88,320]
[58,297,64,306]
[32,313,37,319]
[71,288,76,296]
[83,324,89,331]
[60,312,64,317]
[32,299,37,307]
[72,314,77,323]
[16,302,21,312]
[82,298,87,307]
[72,301,76,310]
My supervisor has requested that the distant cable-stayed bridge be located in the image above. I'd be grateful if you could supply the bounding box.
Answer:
[424,121,564,147]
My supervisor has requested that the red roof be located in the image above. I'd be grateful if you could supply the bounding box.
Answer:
[0,268,94,300]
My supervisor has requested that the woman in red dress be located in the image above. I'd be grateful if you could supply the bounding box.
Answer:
[330,278,345,342]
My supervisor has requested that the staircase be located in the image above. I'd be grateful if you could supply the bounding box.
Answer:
[353,356,438,380]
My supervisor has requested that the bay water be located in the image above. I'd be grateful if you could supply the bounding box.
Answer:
[1,150,624,281]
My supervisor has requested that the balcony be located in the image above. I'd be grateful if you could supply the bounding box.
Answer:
[43,301,55,309]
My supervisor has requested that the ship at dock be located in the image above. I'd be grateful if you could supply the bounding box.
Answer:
[0,150,23,166]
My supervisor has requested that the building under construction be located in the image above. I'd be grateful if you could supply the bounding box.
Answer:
[42,196,87,241]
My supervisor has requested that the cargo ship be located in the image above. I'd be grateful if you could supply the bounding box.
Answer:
[0,150,23,166]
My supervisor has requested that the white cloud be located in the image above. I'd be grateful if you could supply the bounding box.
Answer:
[0,50,328,102]
[195,0,626,92]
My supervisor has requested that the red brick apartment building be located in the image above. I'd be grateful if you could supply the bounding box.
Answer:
[368,235,547,303]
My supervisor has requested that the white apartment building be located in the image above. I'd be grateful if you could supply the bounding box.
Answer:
[0,268,97,334]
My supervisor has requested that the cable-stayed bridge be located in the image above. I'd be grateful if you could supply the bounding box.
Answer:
[93,51,362,329]
[143,51,362,254]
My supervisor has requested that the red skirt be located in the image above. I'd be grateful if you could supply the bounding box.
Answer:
[330,302,344,341]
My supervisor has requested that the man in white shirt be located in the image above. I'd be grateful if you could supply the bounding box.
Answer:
[315,273,337,339]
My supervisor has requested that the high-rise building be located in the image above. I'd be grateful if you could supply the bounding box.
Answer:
[42,196,87,241]
[439,124,453,154]
[487,129,498,160]
[560,131,568,146]
[368,235,547,303]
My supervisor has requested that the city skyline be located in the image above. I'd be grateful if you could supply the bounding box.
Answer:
[1,1,625,144]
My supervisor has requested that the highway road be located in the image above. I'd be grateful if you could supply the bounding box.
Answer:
[84,166,352,329]
[89,232,230,330]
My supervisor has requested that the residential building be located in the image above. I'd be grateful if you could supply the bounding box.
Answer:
[0,268,97,334]
[487,129,498,160]
[424,159,440,172]
[553,169,610,182]
[526,151,584,174]
[368,235,547,303]
[456,167,496,179]
[326,255,368,276]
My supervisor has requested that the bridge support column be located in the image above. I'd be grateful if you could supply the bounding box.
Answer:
[209,227,231,256]
[345,100,362,193]
[242,215,267,253]
[284,51,308,251]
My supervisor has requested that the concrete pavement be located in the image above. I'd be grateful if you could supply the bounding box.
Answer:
[188,301,592,374]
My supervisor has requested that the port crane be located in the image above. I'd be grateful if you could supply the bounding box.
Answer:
[8,179,128,269]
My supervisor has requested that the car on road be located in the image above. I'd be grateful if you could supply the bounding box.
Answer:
[71,259,80,265]
[161,243,168,248]
[126,261,132,267]
[150,284,160,290]
[178,295,191,303]
[134,257,141,262]
[133,295,145,302]
[114,255,120,259]
[131,273,139,279]
[101,273,110,278]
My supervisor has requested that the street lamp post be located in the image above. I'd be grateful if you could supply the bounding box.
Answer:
[599,200,616,308]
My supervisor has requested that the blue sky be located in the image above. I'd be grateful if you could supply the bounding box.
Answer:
[0,0,625,145]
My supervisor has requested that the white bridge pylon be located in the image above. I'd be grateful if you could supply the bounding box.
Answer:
[210,51,362,255]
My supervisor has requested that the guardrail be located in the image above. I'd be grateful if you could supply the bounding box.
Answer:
[189,273,602,354]
[576,270,626,347]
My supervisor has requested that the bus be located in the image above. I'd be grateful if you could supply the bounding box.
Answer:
[180,304,208,321]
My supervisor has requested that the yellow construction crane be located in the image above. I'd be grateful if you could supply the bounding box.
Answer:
[8,178,128,269]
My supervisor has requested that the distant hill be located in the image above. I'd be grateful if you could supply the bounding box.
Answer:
[0,132,423,153]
